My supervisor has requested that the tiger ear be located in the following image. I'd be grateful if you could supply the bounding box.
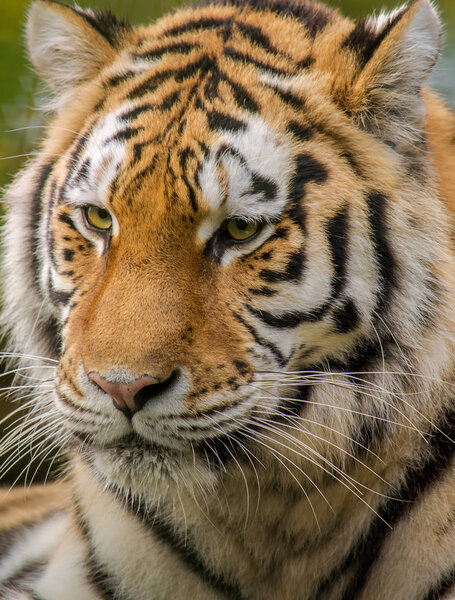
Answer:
[342,0,442,148]
[26,0,131,96]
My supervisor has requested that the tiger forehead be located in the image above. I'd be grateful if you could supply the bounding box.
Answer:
[63,99,297,224]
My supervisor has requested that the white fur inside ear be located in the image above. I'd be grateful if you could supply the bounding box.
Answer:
[386,1,441,80]
[27,1,112,93]
[357,0,442,148]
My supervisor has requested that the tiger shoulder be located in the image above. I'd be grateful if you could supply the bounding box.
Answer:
[1,0,455,598]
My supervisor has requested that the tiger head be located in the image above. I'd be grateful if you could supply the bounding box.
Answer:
[3,0,455,499]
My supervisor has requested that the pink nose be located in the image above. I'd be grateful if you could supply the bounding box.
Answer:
[88,372,159,416]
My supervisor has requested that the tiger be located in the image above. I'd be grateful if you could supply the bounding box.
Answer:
[1,0,455,597]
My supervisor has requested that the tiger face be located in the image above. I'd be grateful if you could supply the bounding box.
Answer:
[4,0,452,498]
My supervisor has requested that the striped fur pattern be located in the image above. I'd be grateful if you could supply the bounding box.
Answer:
[1,0,455,597]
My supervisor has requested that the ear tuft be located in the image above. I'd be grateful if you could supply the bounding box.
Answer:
[26,0,130,99]
[342,0,442,149]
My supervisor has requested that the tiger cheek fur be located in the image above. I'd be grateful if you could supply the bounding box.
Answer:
[1,0,455,599]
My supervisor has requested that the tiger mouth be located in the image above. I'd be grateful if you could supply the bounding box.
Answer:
[70,430,166,456]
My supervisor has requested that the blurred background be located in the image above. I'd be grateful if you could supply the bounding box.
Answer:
[0,0,454,484]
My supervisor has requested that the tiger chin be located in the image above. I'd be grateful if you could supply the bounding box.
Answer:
[1,0,455,598]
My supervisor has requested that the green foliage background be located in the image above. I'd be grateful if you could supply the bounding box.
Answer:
[0,0,453,483]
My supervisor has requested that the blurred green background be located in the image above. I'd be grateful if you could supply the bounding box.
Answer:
[0,0,454,484]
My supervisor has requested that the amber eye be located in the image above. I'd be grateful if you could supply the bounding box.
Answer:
[225,219,260,241]
[83,206,112,231]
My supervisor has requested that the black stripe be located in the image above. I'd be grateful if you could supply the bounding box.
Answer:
[248,286,277,297]
[31,162,54,289]
[105,70,136,88]
[221,0,331,38]
[332,298,360,333]
[226,76,259,113]
[73,502,117,600]
[236,21,277,54]
[423,568,455,600]
[313,404,455,600]
[251,172,277,200]
[48,283,73,307]
[288,153,328,204]
[224,47,293,77]
[247,304,326,328]
[72,158,91,185]
[105,126,144,145]
[133,41,200,61]
[75,8,131,47]
[127,56,214,100]
[264,84,304,109]
[46,182,58,269]
[120,104,154,122]
[158,90,181,110]
[287,120,313,143]
[206,111,246,132]
[366,191,396,315]
[233,311,286,365]
[164,17,233,37]
[125,500,245,600]
[327,206,348,300]
[58,213,78,231]
[259,250,305,283]
[343,8,409,66]
[0,561,46,592]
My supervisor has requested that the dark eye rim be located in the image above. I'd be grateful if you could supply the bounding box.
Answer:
[223,218,264,244]
[81,205,113,234]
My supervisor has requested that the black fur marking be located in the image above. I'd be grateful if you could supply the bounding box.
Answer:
[72,159,91,186]
[366,191,396,315]
[327,206,348,300]
[423,569,455,600]
[236,21,277,54]
[206,111,247,132]
[120,104,154,122]
[133,41,201,61]
[288,153,328,205]
[48,285,73,307]
[287,120,313,143]
[159,90,182,110]
[332,299,360,333]
[58,213,78,231]
[247,304,323,328]
[259,250,305,283]
[0,561,46,593]
[219,0,331,38]
[297,56,315,69]
[342,405,455,599]
[224,47,293,77]
[251,172,277,200]
[227,77,259,113]
[31,163,54,288]
[63,249,75,262]
[248,287,277,296]
[343,7,409,66]
[127,501,245,600]
[105,126,144,145]
[105,70,136,88]
[164,17,233,38]
[73,502,118,600]
[265,84,304,109]
[74,7,131,47]
[233,311,286,365]
[126,56,214,100]
[311,403,455,599]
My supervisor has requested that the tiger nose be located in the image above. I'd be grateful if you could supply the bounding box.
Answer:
[88,372,163,417]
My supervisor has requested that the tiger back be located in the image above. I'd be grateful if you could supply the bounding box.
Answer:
[1,0,455,598]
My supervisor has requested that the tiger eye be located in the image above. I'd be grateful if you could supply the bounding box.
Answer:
[84,206,112,231]
[226,219,260,241]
